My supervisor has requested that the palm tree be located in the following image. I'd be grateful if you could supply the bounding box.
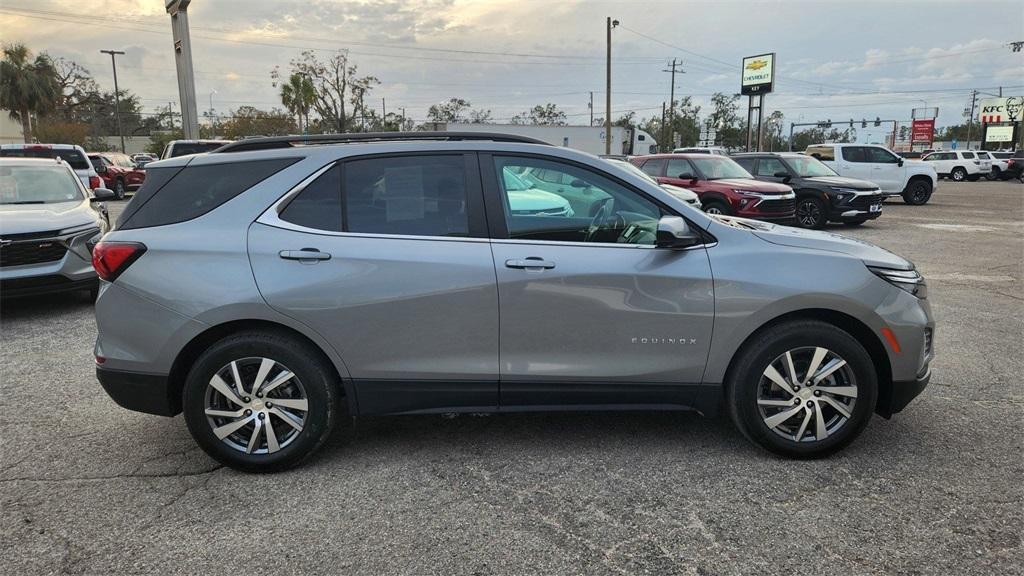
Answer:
[0,44,59,142]
[280,73,314,133]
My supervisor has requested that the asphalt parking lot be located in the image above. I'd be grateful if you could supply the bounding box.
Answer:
[1,181,1022,575]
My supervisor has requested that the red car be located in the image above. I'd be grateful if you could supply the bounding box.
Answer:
[631,153,796,222]
[88,152,146,200]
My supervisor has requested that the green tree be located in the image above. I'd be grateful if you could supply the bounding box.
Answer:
[279,73,315,132]
[426,98,474,123]
[272,50,379,133]
[511,103,567,126]
[0,43,60,141]
[219,106,296,139]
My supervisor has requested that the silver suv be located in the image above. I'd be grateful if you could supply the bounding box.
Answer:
[93,133,934,471]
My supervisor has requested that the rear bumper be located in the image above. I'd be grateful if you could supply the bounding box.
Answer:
[876,367,931,418]
[96,366,179,416]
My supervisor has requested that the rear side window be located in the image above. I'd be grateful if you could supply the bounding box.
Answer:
[343,155,469,237]
[639,158,665,177]
[118,158,299,230]
[732,157,756,172]
[279,165,342,232]
[806,146,834,161]
[961,152,975,159]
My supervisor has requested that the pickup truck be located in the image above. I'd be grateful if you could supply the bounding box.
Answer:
[806,143,938,205]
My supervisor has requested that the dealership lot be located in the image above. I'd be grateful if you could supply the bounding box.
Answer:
[1,181,1021,575]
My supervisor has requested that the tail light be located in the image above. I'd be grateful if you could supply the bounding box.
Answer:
[92,241,146,281]
[89,175,102,189]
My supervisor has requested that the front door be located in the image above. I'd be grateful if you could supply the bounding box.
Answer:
[248,154,499,415]
[482,153,715,408]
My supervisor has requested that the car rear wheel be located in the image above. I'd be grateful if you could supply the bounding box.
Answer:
[182,330,339,472]
[702,200,731,216]
[114,179,126,200]
[726,320,877,458]
[794,196,827,229]
[950,167,967,182]
[902,179,932,205]
[987,168,1000,181]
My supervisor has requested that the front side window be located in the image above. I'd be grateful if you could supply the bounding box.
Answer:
[755,158,788,177]
[667,158,695,179]
[343,155,469,237]
[866,147,899,163]
[493,156,663,245]
[688,156,751,179]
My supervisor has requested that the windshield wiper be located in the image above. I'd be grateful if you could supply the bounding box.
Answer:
[3,200,47,204]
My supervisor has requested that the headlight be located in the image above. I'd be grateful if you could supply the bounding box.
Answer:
[734,189,767,197]
[869,266,927,299]
[829,186,861,194]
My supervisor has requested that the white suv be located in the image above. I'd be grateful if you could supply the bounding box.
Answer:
[921,151,991,182]
[977,151,1011,180]
[806,144,938,205]
[0,143,101,190]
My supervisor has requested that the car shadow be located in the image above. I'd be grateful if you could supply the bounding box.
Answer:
[0,292,93,322]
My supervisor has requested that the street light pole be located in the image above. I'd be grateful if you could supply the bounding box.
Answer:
[208,89,217,138]
[605,17,618,155]
[100,50,126,153]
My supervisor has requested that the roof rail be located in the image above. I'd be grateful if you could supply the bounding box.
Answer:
[210,131,550,154]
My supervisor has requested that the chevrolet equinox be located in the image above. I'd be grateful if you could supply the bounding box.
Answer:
[93,133,934,471]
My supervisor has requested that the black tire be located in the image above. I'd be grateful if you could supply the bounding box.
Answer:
[87,285,99,302]
[702,200,732,216]
[794,196,827,229]
[950,167,967,182]
[183,330,339,472]
[842,219,867,226]
[114,179,126,200]
[725,320,878,458]
[967,174,980,182]
[987,168,1000,181]
[902,179,932,205]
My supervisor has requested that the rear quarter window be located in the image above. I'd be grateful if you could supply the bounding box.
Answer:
[117,158,300,230]
[806,146,834,161]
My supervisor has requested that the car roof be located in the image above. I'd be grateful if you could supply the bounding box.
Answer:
[0,143,84,150]
[633,153,733,160]
[0,157,72,167]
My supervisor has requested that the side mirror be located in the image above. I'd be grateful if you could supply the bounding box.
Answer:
[91,187,115,202]
[94,165,107,174]
[897,158,904,167]
[570,178,588,188]
[773,171,792,183]
[656,216,702,250]
[676,173,694,180]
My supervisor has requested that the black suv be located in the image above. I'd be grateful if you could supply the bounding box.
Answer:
[733,152,884,229]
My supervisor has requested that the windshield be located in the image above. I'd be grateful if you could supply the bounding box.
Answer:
[502,168,531,191]
[688,156,752,180]
[0,165,85,204]
[606,159,658,184]
[0,148,90,170]
[786,156,838,177]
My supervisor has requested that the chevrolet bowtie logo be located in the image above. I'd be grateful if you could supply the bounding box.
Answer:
[745,60,768,71]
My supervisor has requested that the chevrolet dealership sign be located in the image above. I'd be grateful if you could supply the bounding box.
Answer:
[979,97,1023,123]
[741,53,775,95]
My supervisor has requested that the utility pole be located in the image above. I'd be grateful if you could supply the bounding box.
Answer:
[166,0,200,139]
[382,97,387,130]
[662,59,683,149]
[100,50,126,153]
[589,91,594,126]
[400,107,406,131]
[167,101,175,130]
[967,90,978,148]
[208,89,217,138]
[660,102,666,151]
[605,17,618,155]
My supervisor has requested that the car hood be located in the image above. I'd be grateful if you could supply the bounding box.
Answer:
[507,188,571,211]
[720,217,912,269]
[660,184,699,201]
[711,178,792,193]
[801,176,879,190]
[0,200,98,235]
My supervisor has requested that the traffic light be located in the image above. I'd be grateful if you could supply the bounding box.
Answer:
[861,119,867,128]
[874,117,881,127]
[849,119,854,128]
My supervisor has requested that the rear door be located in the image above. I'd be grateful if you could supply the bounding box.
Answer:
[248,153,500,415]
[481,153,714,408]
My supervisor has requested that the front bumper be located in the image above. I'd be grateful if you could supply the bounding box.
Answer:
[96,366,178,416]
[876,366,931,418]
[0,227,101,298]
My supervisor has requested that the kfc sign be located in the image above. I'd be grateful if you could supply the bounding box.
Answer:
[979,97,1023,123]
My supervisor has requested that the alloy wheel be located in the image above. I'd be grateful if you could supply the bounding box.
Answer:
[705,205,725,215]
[756,346,858,442]
[796,199,822,227]
[204,357,309,454]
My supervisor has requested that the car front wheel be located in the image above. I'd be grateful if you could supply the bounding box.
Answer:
[182,330,339,472]
[702,200,731,216]
[726,320,878,458]
[794,196,827,229]
[902,179,932,205]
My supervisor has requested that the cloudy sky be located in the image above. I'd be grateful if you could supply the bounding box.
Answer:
[2,0,1022,142]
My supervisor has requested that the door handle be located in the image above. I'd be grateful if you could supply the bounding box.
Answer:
[279,248,331,262]
[505,257,555,270]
